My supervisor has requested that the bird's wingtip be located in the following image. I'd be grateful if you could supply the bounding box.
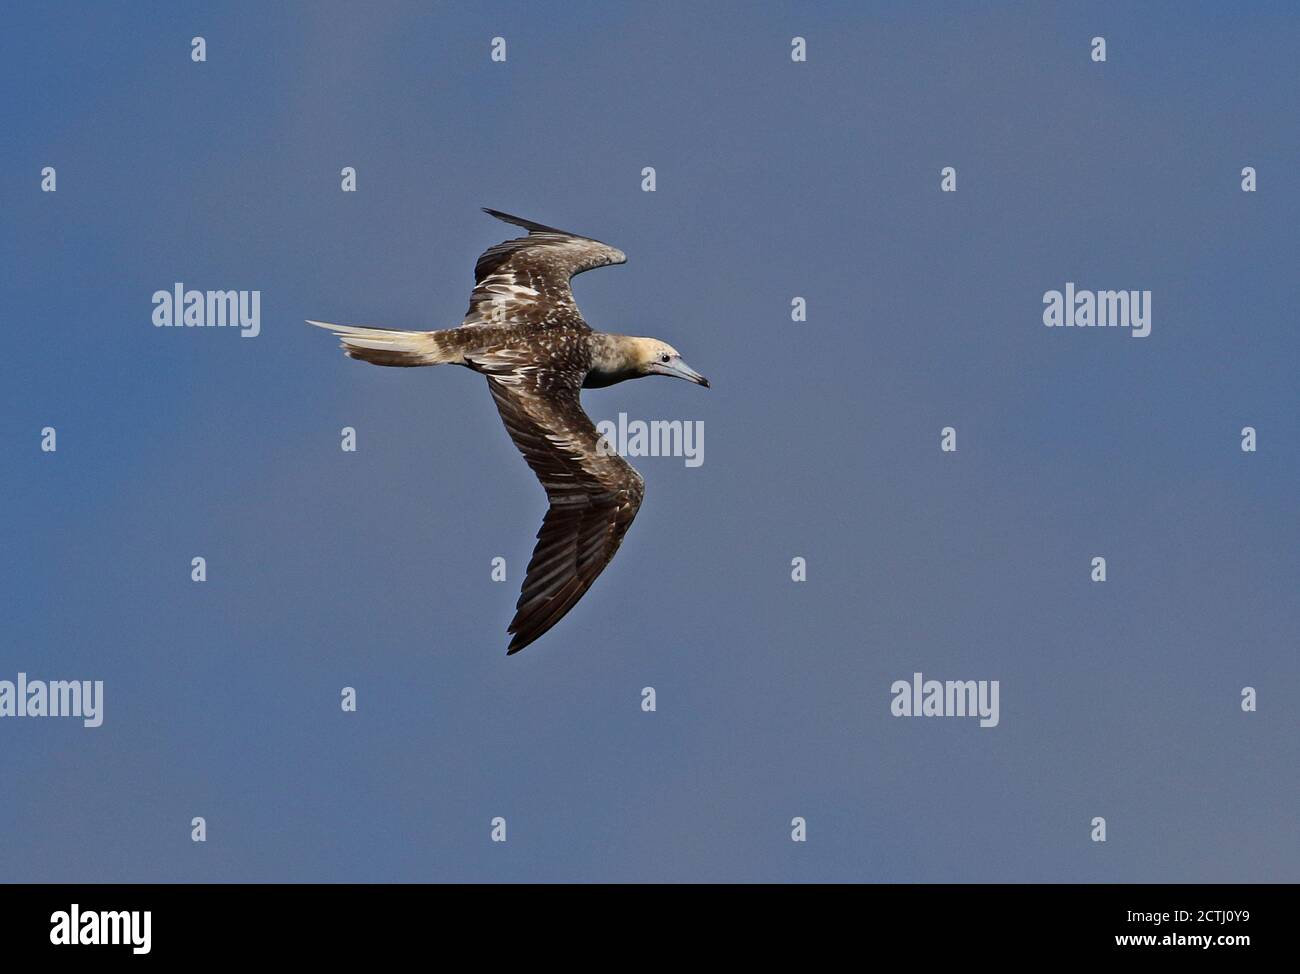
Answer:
[505,629,533,655]
[482,207,567,236]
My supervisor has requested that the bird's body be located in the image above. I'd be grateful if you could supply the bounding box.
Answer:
[309,209,708,654]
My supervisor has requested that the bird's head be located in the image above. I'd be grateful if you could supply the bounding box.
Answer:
[629,338,710,388]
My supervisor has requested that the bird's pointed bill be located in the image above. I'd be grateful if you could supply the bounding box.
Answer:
[651,357,710,387]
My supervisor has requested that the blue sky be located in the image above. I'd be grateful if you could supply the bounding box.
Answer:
[1,1,1296,882]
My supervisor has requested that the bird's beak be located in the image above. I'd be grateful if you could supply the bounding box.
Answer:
[653,357,710,388]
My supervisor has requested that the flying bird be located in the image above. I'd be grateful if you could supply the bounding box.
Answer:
[309,209,709,654]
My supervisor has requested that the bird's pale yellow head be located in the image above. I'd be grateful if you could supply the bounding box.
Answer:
[627,337,710,387]
[585,334,710,389]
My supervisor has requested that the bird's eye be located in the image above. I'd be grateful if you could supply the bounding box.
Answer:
[660,353,671,363]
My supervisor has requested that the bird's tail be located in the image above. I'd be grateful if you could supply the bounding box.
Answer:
[306,320,467,367]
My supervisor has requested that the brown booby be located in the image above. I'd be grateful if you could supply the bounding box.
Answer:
[309,209,709,654]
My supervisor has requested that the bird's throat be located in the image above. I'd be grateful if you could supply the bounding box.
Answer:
[584,333,643,388]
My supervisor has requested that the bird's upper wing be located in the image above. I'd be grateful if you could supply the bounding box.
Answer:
[472,350,644,654]
[462,209,627,330]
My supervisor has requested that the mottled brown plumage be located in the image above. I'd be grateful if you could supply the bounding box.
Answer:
[309,209,708,654]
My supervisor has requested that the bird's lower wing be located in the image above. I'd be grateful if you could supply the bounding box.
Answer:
[481,371,644,654]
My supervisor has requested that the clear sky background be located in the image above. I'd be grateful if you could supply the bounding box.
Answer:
[2,1,1296,882]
